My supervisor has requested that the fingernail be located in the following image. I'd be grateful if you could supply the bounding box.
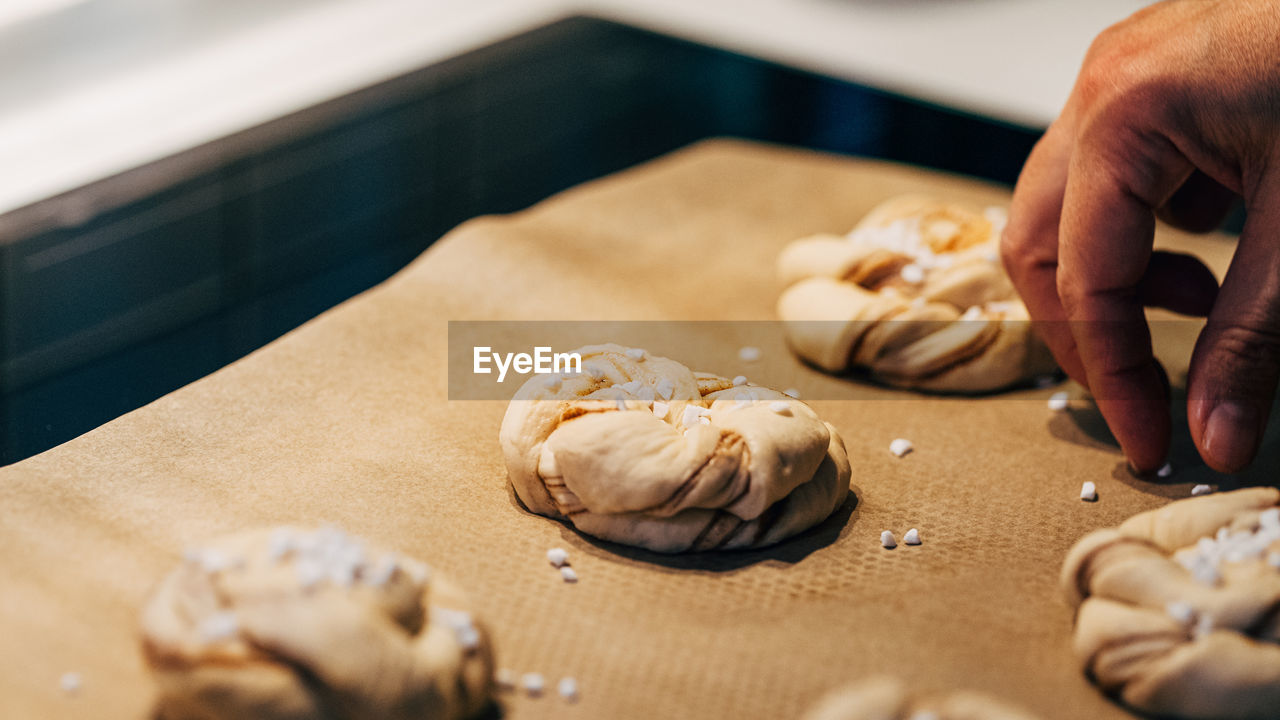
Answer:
[1203,401,1260,471]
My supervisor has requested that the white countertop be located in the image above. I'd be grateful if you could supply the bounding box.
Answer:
[0,0,1149,218]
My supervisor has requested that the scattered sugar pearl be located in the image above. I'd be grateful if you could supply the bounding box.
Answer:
[783,388,800,399]
[522,673,545,696]
[59,672,82,695]
[1194,614,1215,639]
[900,263,925,284]
[889,438,913,458]
[546,548,569,568]
[615,398,627,412]
[560,567,578,583]
[652,401,669,418]
[1191,484,1212,497]
[959,305,983,321]
[1157,462,1173,478]
[1047,392,1069,411]
[903,528,921,545]
[495,669,516,691]
[738,346,761,363]
[1034,375,1058,389]
[1166,601,1195,625]
[558,677,579,702]
[881,530,898,549]
[698,416,711,425]
[680,405,703,427]
[1080,481,1098,502]
[655,377,675,400]
[198,612,239,642]
[624,348,646,361]
[770,401,792,416]
[732,375,748,386]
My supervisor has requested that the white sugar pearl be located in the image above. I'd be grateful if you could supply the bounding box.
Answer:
[881,530,898,549]
[1080,481,1098,502]
[495,669,516,691]
[1048,392,1069,411]
[546,548,569,568]
[959,305,983,321]
[560,567,578,583]
[698,416,711,425]
[680,405,703,427]
[770,401,792,415]
[1034,375,1057,388]
[522,673,545,696]
[655,378,675,400]
[900,263,925,284]
[198,612,239,642]
[889,438,913,458]
[1193,614,1215,638]
[732,375,748,386]
[455,625,480,651]
[1157,462,1173,478]
[59,672,82,695]
[903,528,921,545]
[652,401,669,418]
[558,677,579,702]
[625,348,646,361]
[738,346,761,362]
[615,398,627,412]
[783,388,800,399]
[1166,601,1195,624]
[1191,484,1212,496]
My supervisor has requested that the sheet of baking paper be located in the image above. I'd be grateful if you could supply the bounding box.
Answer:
[3,139,1273,720]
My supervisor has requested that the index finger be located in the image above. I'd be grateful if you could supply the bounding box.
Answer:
[1003,119,1088,385]
[1057,127,1191,472]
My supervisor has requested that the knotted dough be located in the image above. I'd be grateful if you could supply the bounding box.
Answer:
[777,195,1055,392]
[802,676,1043,720]
[140,527,495,720]
[1060,487,1280,719]
[499,344,851,553]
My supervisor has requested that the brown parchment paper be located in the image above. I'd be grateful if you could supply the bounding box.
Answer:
[3,139,1277,720]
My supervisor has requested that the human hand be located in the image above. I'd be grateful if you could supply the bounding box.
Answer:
[1002,0,1280,473]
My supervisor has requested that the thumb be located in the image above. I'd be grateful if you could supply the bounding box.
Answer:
[1187,179,1280,472]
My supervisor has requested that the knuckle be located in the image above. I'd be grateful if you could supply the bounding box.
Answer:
[1209,319,1280,368]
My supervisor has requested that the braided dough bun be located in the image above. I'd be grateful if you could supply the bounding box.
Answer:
[140,527,494,720]
[802,676,1043,720]
[499,344,851,553]
[1060,487,1280,719]
[777,195,1055,392]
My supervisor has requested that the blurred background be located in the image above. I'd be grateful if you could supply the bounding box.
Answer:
[0,0,1149,463]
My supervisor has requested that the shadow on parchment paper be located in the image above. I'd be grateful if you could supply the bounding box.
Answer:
[1049,383,1280,497]
[570,490,862,573]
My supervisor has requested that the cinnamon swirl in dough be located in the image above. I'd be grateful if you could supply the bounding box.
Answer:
[777,195,1055,392]
[499,344,851,553]
[803,676,1043,720]
[1060,487,1280,719]
[140,527,494,720]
